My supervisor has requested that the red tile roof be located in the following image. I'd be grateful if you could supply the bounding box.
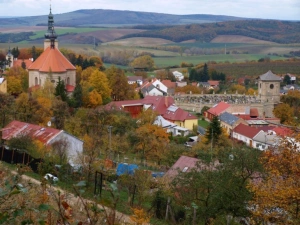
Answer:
[163,105,198,121]
[208,80,219,86]
[272,126,293,137]
[207,101,230,116]
[1,120,61,145]
[13,59,34,68]
[28,47,75,73]
[165,156,199,178]
[233,123,260,139]
[161,80,176,88]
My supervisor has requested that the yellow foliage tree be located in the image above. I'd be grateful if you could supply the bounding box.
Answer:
[88,89,103,108]
[246,87,256,95]
[130,207,151,225]
[89,70,112,103]
[273,103,295,125]
[130,55,155,70]
[230,84,246,94]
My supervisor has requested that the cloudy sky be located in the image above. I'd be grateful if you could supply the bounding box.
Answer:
[0,0,299,20]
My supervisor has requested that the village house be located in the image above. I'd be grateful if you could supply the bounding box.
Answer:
[219,112,246,135]
[1,120,83,164]
[204,101,230,120]
[172,71,184,81]
[139,78,168,97]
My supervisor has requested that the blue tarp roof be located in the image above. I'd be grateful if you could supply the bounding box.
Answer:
[116,163,138,176]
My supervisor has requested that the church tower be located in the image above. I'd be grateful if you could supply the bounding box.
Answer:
[44,4,58,50]
[28,4,76,93]
[258,70,281,103]
[5,46,13,68]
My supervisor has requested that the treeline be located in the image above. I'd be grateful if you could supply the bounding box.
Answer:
[0,32,34,43]
[121,20,300,44]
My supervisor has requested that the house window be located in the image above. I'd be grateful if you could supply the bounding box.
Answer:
[35,77,38,85]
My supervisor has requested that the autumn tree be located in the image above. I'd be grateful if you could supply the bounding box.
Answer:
[106,65,135,101]
[88,69,112,105]
[273,103,295,125]
[248,134,300,224]
[230,84,246,94]
[52,97,70,129]
[130,55,155,71]
[175,84,202,94]
[132,123,169,164]
[6,66,28,94]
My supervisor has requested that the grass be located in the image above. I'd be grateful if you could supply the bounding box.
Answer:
[198,118,210,128]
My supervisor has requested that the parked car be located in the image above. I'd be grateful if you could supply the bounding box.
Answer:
[44,173,59,182]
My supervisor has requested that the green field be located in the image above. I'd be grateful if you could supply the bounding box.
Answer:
[153,54,287,68]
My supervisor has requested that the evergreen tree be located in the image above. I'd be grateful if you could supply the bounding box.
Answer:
[21,61,26,69]
[189,68,197,81]
[202,63,210,82]
[283,74,291,85]
[55,77,68,102]
[71,83,83,108]
[205,116,222,146]
[31,46,37,61]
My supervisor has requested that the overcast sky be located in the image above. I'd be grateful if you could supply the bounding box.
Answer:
[0,0,299,20]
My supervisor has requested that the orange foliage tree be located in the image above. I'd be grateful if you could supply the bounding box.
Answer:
[248,134,300,224]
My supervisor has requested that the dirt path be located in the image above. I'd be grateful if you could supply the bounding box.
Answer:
[14,172,143,225]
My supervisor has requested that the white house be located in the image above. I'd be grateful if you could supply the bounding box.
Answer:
[154,115,189,136]
[172,71,184,81]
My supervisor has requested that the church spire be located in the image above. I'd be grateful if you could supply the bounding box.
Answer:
[44,1,57,48]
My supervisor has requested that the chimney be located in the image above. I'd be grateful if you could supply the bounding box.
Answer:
[165,96,168,107]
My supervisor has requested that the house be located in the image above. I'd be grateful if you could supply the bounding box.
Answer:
[164,156,199,178]
[0,77,7,93]
[127,76,143,86]
[252,131,280,150]
[161,80,176,95]
[105,96,197,130]
[1,120,83,164]
[139,79,168,97]
[204,101,230,120]
[232,123,261,148]
[172,71,184,81]
[163,105,198,130]
[208,80,220,88]
[219,112,246,135]
[198,82,210,89]
[154,115,189,136]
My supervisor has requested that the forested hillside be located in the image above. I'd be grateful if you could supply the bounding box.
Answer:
[122,20,300,43]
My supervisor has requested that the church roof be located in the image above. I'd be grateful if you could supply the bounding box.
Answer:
[259,70,281,81]
[28,47,75,73]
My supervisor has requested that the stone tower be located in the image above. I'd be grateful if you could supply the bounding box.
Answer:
[258,70,281,103]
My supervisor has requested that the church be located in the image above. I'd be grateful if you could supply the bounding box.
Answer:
[28,6,76,92]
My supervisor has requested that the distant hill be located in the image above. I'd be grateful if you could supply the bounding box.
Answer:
[0,9,247,27]
[120,20,300,44]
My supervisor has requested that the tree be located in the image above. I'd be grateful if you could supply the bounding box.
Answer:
[88,89,103,108]
[89,69,112,104]
[70,83,83,108]
[283,74,291,85]
[133,123,169,164]
[273,103,295,125]
[54,77,68,102]
[248,134,300,224]
[202,63,209,81]
[52,97,70,129]
[130,55,155,71]
[205,116,222,146]
[106,65,135,101]
[0,93,14,128]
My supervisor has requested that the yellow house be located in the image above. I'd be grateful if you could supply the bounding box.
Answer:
[0,78,7,93]
[163,105,198,130]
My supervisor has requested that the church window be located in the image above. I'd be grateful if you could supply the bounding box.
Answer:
[270,84,274,89]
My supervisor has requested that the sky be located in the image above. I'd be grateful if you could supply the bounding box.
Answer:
[0,0,299,20]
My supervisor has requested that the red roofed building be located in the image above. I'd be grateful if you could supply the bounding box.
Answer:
[232,123,261,147]
[272,126,294,137]
[28,7,76,92]
[13,58,34,69]
[1,120,83,164]
[105,96,197,130]
[165,156,199,178]
[204,101,230,120]
[208,80,220,88]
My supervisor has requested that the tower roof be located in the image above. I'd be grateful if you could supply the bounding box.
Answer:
[259,70,281,81]
[44,4,57,43]
[28,47,75,72]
